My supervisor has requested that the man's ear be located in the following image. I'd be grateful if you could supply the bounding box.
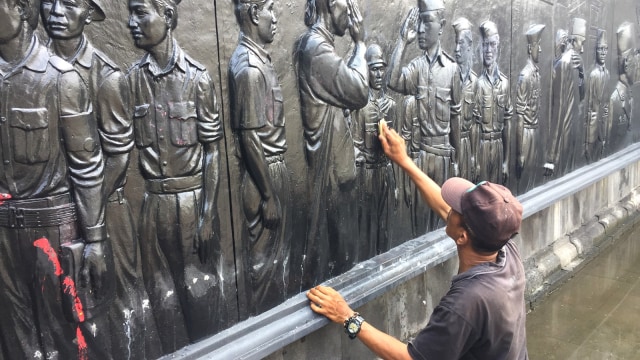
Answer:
[85,7,94,25]
[249,4,260,26]
[164,8,175,28]
[440,18,446,34]
[329,0,337,10]
[17,0,29,21]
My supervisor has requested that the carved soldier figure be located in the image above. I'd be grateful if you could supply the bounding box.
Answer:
[516,24,545,193]
[387,0,461,231]
[473,20,513,185]
[608,22,638,153]
[545,18,586,177]
[585,29,610,162]
[0,0,111,358]
[351,44,396,259]
[295,0,368,287]
[452,17,478,182]
[127,0,224,352]
[229,0,292,316]
[40,0,161,358]
[554,29,568,64]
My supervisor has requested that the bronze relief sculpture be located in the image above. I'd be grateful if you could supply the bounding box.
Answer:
[126,0,224,351]
[585,29,610,162]
[351,44,397,260]
[229,0,292,316]
[473,20,513,185]
[0,0,110,358]
[387,0,461,232]
[516,24,545,193]
[295,0,368,287]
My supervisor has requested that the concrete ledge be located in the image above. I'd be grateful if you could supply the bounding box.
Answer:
[164,143,640,360]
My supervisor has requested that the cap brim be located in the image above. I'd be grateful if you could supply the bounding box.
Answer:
[441,177,474,214]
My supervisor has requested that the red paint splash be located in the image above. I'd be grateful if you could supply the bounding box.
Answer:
[76,325,88,360]
[33,238,63,276]
[0,193,11,205]
[62,276,85,323]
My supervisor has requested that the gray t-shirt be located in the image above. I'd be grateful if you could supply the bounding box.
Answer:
[408,240,528,360]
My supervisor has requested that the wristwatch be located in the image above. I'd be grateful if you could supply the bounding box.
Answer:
[344,312,365,339]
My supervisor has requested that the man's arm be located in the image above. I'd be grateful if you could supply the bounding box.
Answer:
[307,286,412,360]
[379,121,450,221]
[196,71,223,264]
[387,8,419,94]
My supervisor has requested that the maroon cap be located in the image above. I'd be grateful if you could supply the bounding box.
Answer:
[442,178,523,252]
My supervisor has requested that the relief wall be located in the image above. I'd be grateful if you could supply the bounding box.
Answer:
[0,0,639,359]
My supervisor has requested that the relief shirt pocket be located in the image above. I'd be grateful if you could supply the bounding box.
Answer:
[10,107,50,164]
[168,101,198,147]
[435,87,451,122]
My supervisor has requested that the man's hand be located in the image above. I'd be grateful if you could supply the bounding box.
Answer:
[571,52,584,75]
[80,241,115,309]
[516,156,525,179]
[502,162,509,185]
[543,162,555,177]
[347,0,364,43]
[307,285,354,324]
[400,8,419,44]
[261,196,281,229]
[379,121,410,168]
[197,215,218,264]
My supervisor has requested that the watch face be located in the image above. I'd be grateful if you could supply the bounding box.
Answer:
[348,322,359,334]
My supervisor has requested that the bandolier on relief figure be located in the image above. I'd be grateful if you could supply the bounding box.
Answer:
[387,0,461,232]
[127,0,225,353]
[41,0,161,358]
[545,18,586,178]
[295,0,368,288]
[351,44,397,261]
[473,20,513,186]
[451,17,478,183]
[229,0,292,316]
[516,24,545,194]
[585,29,610,162]
[0,0,111,358]
[608,22,638,154]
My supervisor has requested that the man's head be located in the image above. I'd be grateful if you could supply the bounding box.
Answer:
[442,177,523,253]
[416,0,445,51]
[234,0,277,45]
[555,28,568,57]
[569,17,586,54]
[452,17,473,68]
[0,0,40,45]
[480,20,500,69]
[365,44,386,90]
[128,0,179,50]
[617,22,638,84]
[526,24,545,63]
[41,0,105,40]
[594,29,608,66]
[304,0,350,36]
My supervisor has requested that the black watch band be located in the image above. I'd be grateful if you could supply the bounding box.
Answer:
[344,313,365,339]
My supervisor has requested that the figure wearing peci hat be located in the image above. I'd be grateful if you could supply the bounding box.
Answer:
[585,28,610,162]
[452,17,478,183]
[545,17,587,177]
[473,20,513,186]
[607,22,638,153]
[515,24,545,193]
[387,0,462,232]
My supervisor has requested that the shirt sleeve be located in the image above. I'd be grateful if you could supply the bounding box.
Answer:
[196,70,223,143]
[231,65,268,130]
[408,305,478,360]
[96,69,134,155]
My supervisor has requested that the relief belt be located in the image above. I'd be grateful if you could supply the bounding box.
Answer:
[0,194,76,228]
[145,174,202,194]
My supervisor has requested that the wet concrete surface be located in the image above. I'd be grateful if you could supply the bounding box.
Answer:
[527,222,640,359]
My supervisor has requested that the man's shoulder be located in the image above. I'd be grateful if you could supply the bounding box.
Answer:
[91,47,120,71]
[183,52,207,71]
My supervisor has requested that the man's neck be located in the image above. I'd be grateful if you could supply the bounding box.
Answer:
[457,247,498,274]
[147,34,174,71]
[51,35,84,61]
[0,25,33,65]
